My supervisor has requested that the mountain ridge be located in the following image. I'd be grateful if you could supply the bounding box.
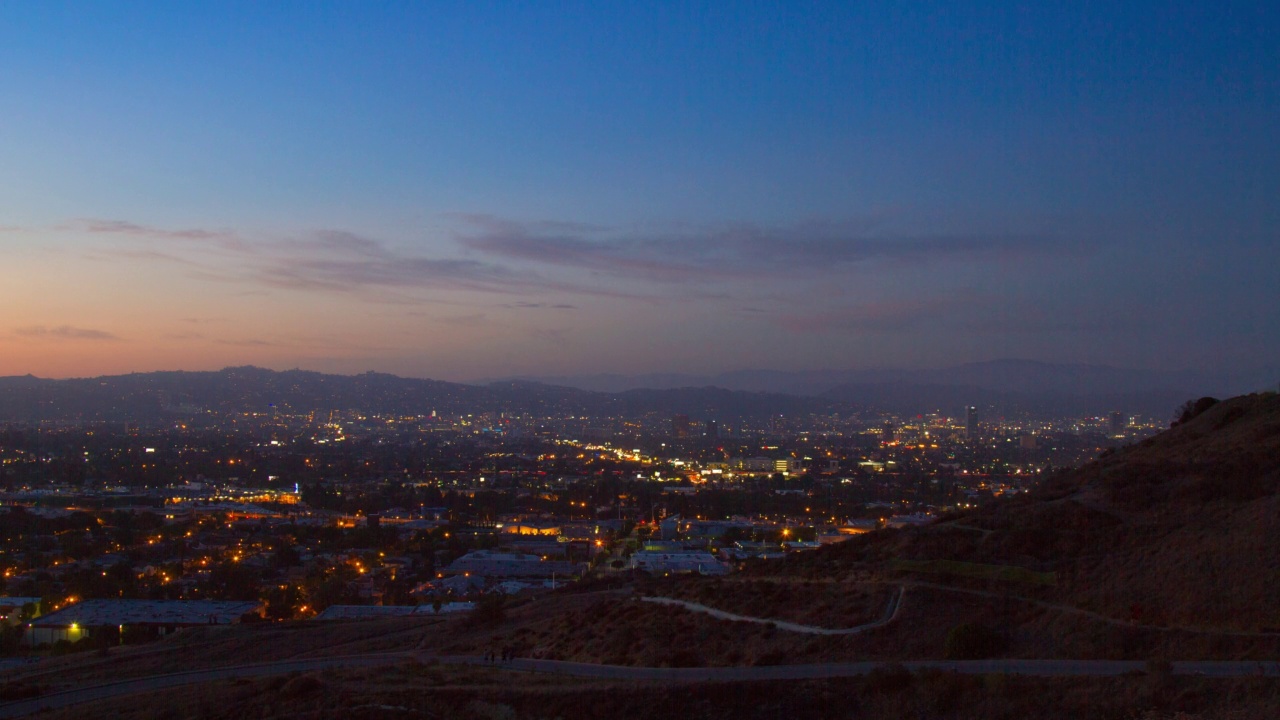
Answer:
[0,366,841,424]
[3,361,1273,423]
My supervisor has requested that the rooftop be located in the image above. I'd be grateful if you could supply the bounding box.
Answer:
[30,599,262,628]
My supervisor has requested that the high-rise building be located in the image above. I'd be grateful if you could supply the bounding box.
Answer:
[965,406,979,439]
[1109,411,1125,436]
[672,414,690,439]
[705,419,718,439]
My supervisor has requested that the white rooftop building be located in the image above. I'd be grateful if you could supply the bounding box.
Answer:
[629,551,728,576]
[24,599,262,646]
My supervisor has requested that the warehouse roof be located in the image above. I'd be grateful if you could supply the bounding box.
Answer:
[29,599,261,628]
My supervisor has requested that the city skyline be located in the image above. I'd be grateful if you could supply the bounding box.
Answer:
[2,2,1277,381]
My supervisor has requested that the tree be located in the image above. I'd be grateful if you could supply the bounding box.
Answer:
[466,592,506,627]
[263,585,302,620]
[1173,397,1219,426]
[207,562,261,601]
[271,545,301,569]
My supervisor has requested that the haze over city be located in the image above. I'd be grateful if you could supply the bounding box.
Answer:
[3,2,1277,383]
[7,5,1280,720]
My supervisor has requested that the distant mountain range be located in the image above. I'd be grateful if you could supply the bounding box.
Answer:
[485,359,1279,417]
[0,367,836,425]
[0,360,1272,425]
[484,359,1275,396]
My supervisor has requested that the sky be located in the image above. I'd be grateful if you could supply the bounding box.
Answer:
[1,1,1277,381]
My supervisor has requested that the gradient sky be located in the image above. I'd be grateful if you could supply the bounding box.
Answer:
[2,1,1277,381]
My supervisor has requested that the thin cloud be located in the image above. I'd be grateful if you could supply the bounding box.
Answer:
[74,215,1051,306]
[441,212,610,235]
[776,294,984,334]
[528,327,568,344]
[77,222,543,298]
[499,301,578,310]
[255,256,518,294]
[247,232,650,301]
[15,325,121,341]
[78,218,247,251]
[83,247,201,265]
[436,313,487,327]
[279,230,391,259]
[455,216,1069,284]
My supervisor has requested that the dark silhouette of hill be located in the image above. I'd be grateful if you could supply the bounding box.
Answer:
[792,391,1280,634]
[13,360,1258,424]
[609,385,829,419]
[819,380,1190,418]
[0,367,840,424]
[484,359,1271,416]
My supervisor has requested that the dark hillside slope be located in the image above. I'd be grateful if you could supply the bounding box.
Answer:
[789,392,1280,633]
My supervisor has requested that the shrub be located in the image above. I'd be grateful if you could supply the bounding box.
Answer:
[1173,397,1219,426]
[665,648,703,667]
[864,663,914,694]
[0,682,43,701]
[943,622,1010,660]
[466,592,507,628]
[752,650,787,666]
[279,674,325,698]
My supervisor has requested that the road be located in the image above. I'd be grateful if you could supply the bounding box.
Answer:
[0,653,411,718]
[640,586,904,635]
[441,655,1280,681]
[4,651,1279,718]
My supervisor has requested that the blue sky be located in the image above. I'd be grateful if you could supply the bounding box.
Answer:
[1,1,1276,380]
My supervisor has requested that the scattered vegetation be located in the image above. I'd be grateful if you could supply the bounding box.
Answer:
[466,592,508,628]
[1174,396,1220,426]
[891,559,1057,587]
[640,576,892,628]
[21,664,1280,720]
[943,622,1010,659]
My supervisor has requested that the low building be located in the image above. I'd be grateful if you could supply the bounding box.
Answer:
[885,513,934,529]
[629,551,728,575]
[499,520,561,536]
[719,541,787,562]
[414,574,487,596]
[23,599,262,646]
[313,602,475,620]
[499,539,568,558]
[312,604,416,620]
[446,550,581,579]
[0,597,40,624]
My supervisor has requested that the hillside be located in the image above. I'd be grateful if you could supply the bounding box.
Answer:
[784,392,1280,636]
